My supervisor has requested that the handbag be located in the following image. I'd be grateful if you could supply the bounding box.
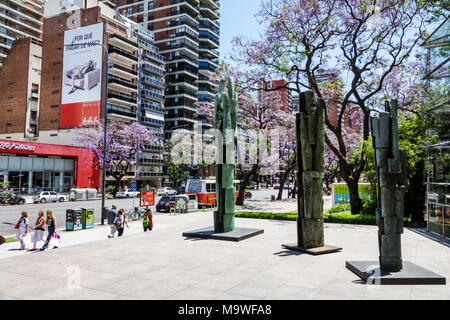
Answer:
[49,233,61,247]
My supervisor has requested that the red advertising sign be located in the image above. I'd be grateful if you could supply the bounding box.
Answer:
[60,101,100,127]
[140,190,155,207]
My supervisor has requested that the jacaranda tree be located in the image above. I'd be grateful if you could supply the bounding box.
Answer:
[231,0,440,214]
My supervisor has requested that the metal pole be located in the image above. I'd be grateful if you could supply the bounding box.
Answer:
[101,45,109,225]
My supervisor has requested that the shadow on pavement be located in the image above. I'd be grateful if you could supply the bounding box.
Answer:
[408,228,450,248]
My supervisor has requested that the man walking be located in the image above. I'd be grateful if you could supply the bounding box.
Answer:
[107,204,118,238]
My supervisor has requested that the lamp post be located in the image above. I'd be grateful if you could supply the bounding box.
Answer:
[64,42,109,225]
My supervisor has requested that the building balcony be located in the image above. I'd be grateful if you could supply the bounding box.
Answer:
[170,8,198,21]
[109,63,138,79]
[108,76,137,91]
[141,49,166,64]
[139,158,165,165]
[169,17,199,32]
[140,116,165,127]
[107,104,137,120]
[199,4,220,19]
[109,45,138,63]
[201,0,220,10]
[166,89,198,100]
[141,63,165,77]
[108,93,137,106]
[109,34,138,52]
[141,102,164,114]
[137,171,164,178]
[142,77,165,90]
[141,90,165,103]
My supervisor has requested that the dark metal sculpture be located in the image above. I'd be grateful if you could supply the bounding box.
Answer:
[370,100,408,271]
[282,91,341,254]
[213,77,237,233]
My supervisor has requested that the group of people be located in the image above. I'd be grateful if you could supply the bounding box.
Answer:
[107,204,153,239]
[15,210,58,251]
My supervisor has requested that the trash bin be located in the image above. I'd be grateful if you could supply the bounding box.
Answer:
[66,209,82,231]
[271,195,276,201]
[81,208,94,229]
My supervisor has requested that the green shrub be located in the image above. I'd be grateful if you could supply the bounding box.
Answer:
[234,211,411,227]
[328,203,351,214]
[5,237,17,243]
[361,197,377,215]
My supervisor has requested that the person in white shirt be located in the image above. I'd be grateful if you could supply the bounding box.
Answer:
[16,211,29,250]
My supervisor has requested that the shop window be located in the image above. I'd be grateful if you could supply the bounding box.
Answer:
[8,157,21,170]
[0,156,8,171]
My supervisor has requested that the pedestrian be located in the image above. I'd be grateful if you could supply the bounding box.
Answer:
[108,209,125,238]
[143,209,153,232]
[107,204,118,238]
[40,210,57,251]
[29,210,46,251]
[117,209,129,237]
[15,211,29,250]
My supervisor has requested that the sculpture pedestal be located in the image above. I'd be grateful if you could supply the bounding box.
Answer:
[282,243,342,255]
[346,261,446,285]
[183,227,264,242]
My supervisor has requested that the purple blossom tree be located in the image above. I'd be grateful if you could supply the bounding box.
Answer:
[230,0,437,214]
[76,120,157,194]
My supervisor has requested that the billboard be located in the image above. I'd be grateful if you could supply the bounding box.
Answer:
[61,23,104,128]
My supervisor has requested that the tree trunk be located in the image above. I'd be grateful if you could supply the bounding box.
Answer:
[237,165,257,205]
[347,179,362,215]
[277,168,291,200]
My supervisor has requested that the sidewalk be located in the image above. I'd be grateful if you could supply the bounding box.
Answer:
[0,211,448,300]
[236,195,333,213]
[0,220,173,260]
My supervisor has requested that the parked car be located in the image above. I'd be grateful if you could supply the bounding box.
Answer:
[274,184,281,190]
[33,191,65,203]
[115,190,140,198]
[7,195,26,205]
[157,187,177,196]
[156,196,176,212]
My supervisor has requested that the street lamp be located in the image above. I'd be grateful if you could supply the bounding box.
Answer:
[63,42,109,225]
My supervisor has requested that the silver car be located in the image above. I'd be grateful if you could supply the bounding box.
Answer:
[33,191,65,203]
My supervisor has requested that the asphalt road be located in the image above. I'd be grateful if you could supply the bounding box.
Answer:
[0,188,290,237]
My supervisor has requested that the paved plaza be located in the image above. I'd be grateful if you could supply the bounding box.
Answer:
[1,211,449,300]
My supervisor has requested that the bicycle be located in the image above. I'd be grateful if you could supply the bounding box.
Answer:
[126,207,147,221]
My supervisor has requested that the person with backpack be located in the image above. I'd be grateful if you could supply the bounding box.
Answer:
[15,211,29,250]
[40,210,57,251]
[30,210,46,251]
[143,209,153,232]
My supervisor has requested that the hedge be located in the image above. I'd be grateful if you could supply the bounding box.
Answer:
[327,203,351,214]
[235,211,412,227]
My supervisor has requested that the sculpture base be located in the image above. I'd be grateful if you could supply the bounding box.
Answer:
[282,243,342,255]
[346,261,446,285]
[183,227,264,242]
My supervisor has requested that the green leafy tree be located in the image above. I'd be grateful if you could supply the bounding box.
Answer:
[168,164,189,190]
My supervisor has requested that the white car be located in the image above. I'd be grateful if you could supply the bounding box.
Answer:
[33,191,65,203]
[157,187,177,196]
[115,190,140,198]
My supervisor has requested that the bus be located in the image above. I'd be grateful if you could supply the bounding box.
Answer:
[185,179,240,207]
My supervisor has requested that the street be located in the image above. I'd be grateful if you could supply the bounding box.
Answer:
[0,189,291,236]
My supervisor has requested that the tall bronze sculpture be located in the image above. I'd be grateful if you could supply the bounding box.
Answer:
[183,77,263,241]
[282,91,341,254]
[371,100,408,271]
[346,100,446,284]
[214,77,237,233]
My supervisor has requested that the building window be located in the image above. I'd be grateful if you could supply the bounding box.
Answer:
[8,95,13,99]
[52,90,59,94]
[50,120,57,123]
[148,2,154,10]
[51,105,59,108]
[138,4,144,12]
[53,61,61,65]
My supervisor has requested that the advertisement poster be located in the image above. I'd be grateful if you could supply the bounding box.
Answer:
[332,183,371,205]
[140,190,155,207]
[61,22,104,128]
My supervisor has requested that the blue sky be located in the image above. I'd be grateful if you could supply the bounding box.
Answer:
[219,0,264,60]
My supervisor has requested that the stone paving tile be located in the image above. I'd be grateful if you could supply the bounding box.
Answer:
[225,278,284,299]
[1,212,449,300]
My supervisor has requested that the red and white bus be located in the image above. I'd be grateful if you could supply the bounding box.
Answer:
[185,179,239,207]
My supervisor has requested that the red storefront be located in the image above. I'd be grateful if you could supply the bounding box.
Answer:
[0,140,99,193]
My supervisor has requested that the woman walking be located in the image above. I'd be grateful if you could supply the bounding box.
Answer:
[40,210,57,251]
[15,211,29,250]
[109,209,123,238]
[143,209,153,232]
[30,210,46,251]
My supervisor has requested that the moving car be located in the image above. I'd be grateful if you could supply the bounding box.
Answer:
[156,196,176,212]
[33,191,65,203]
[7,195,26,205]
[157,187,177,196]
[115,190,140,198]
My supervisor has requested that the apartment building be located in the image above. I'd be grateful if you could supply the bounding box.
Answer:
[0,0,166,189]
[0,0,44,67]
[0,37,42,139]
[114,0,220,139]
